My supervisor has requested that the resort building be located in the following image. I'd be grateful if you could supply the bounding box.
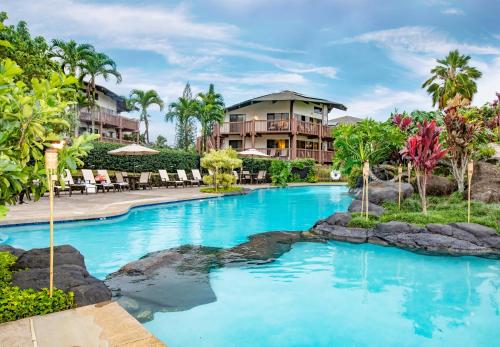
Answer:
[328,115,362,126]
[78,84,140,144]
[212,91,347,163]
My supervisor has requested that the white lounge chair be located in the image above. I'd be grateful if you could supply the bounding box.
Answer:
[159,170,183,188]
[192,169,206,186]
[114,171,130,191]
[97,170,120,192]
[137,172,152,190]
[81,169,113,193]
[177,169,199,187]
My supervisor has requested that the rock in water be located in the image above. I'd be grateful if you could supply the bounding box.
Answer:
[348,199,385,217]
[105,245,222,323]
[10,245,111,306]
[355,181,413,204]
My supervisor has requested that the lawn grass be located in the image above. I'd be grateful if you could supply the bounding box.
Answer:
[348,192,500,232]
[200,186,243,194]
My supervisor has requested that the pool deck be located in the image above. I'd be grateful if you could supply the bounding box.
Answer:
[0,301,165,347]
[0,183,344,226]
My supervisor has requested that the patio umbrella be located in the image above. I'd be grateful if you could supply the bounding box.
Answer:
[107,144,159,179]
[237,148,269,183]
[238,148,269,158]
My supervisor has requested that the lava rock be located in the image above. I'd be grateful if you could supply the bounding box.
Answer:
[0,245,25,258]
[10,245,111,306]
[348,199,385,217]
[356,181,413,205]
[470,161,500,203]
[325,212,352,227]
[313,223,369,244]
[423,175,457,196]
[13,245,85,270]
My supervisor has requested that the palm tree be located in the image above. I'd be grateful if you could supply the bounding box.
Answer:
[49,39,95,76]
[196,84,225,153]
[79,51,122,134]
[165,83,198,150]
[422,50,482,109]
[128,89,164,143]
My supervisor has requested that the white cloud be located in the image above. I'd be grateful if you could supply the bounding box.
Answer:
[193,72,308,85]
[330,85,432,120]
[441,7,465,16]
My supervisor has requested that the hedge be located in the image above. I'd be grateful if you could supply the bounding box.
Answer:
[83,142,200,172]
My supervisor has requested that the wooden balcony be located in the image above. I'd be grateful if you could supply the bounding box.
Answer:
[217,119,332,138]
[79,109,139,131]
[99,136,137,145]
[232,147,334,163]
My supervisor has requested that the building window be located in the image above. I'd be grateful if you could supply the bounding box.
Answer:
[314,106,322,114]
[229,114,245,132]
[229,114,245,122]
[267,139,289,149]
[228,140,243,149]
[267,113,289,131]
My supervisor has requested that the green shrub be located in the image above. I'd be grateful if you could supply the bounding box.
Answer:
[241,158,272,173]
[0,287,74,323]
[269,160,291,187]
[200,186,242,194]
[203,172,236,189]
[290,159,316,182]
[83,142,200,172]
[0,252,16,287]
[314,165,332,182]
[347,213,379,228]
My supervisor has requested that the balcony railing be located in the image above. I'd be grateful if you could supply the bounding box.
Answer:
[217,119,332,138]
[231,147,334,162]
[99,136,136,145]
[79,108,139,131]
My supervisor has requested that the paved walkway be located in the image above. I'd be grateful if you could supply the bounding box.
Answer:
[0,301,165,347]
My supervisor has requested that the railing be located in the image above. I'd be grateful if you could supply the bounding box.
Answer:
[296,149,334,162]
[218,119,331,137]
[79,108,139,131]
[99,136,136,145]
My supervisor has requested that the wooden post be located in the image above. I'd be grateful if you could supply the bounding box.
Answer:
[45,147,59,297]
[363,161,370,220]
[398,164,403,209]
[467,161,474,223]
[407,161,412,183]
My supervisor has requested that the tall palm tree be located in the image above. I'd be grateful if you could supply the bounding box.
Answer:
[196,84,225,153]
[128,89,164,143]
[79,51,122,134]
[165,83,198,150]
[422,50,482,109]
[49,39,95,76]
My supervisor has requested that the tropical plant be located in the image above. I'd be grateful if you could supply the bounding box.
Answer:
[0,12,58,85]
[196,84,225,153]
[49,39,95,76]
[400,120,448,214]
[165,83,198,150]
[128,89,164,143]
[154,135,168,148]
[392,113,412,131]
[0,58,97,219]
[422,50,482,109]
[332,119,405,180]
[269,160,291,187]
[200,148,241,192]
[79,51,122,133]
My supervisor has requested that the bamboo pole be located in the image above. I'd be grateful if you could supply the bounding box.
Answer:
[467,161,474,223]
[45,148,58,297]
[407,161,412,183]
[398,164,403,210]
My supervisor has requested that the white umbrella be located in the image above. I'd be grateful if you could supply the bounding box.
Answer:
[238,148,269,157]
[107,143,159,156]
[108,144,159,178]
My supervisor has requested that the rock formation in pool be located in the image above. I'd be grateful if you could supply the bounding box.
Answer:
[105,231,316,322]
[0,244,111,306]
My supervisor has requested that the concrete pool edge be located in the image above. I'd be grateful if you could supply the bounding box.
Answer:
[0,183,348,227]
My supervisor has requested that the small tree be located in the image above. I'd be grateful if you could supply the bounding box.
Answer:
[443,96,480,193]
[400,120,448,214]
[200,148,241,192]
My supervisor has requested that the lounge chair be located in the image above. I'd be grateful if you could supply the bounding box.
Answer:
[191,169,206,185]
[137,172,152,190]
[114,171,130,191]
[177,169,200,187]
[82,169,113,193]
[53,175,70,197]
[64,169,93,195]
[97,170,120,192]
[232,170,240,183]
[159,170,183,188]
[242,170,252,184]
[255,170,267,184]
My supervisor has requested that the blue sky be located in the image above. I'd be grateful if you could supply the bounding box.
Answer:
[4,0,500,143]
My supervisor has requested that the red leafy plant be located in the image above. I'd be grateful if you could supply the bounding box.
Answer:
[443,105,479,193]
[400,120,448,214]
[392,113,412,131]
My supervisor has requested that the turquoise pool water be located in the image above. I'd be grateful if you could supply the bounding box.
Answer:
[146,242,500,347]
[1,185,499,346]
[0,186,351,278]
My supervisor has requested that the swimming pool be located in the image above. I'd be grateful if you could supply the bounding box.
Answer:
[1,185,499,346]
[0,185,352,278]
